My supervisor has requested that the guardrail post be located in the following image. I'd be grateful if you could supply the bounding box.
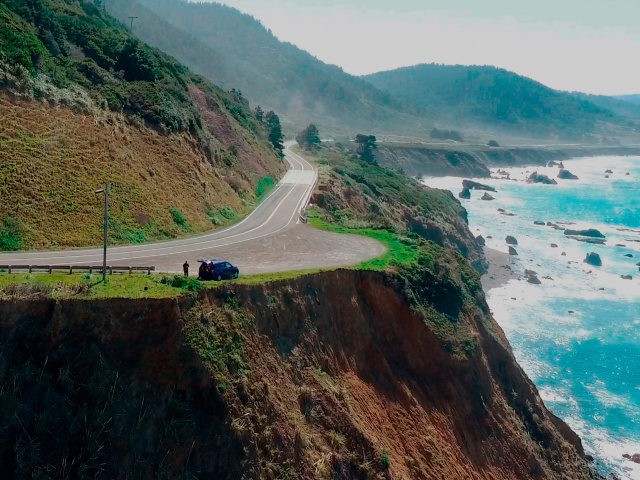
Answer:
[69,266,73,275]
[129,266,132,274]
[147,267,151,275]
[48,266,52,274]
[28,266,32,274]
[8,266,12,274]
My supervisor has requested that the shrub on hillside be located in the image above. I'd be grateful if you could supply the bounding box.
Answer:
[0,217,23,251]
[430,128,463,142]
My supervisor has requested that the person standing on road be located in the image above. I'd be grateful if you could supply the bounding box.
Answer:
[183,260,189,277]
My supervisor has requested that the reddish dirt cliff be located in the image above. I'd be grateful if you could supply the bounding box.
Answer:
[0,268,595,479]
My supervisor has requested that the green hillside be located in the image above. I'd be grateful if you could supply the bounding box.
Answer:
[615,94,640,106]
[364,64,640,141]
[0,0,285,249]
[106,0,424,136]
[572,92,640,128]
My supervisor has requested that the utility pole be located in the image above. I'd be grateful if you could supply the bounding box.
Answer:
[128,16,138,33]
[95,183,110,283]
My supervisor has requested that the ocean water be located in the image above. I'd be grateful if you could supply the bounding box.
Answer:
[424,156,640,479]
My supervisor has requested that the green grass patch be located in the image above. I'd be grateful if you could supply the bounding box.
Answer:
[110,220,148,244]
[255,176,275,199]
[207,206,238,226]
[307,210,420,271]
[234,268,326,285]
[170,208,191,232]
[0,216,22,251]
[0,273,185,299]
[159,274,202,292]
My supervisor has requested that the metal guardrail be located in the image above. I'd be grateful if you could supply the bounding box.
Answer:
[0,265,155,275]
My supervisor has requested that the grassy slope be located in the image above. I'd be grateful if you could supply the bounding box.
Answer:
[364,64,640,141]
[0,0,285,250]
[305,145,486,271]
[106,0,423,136]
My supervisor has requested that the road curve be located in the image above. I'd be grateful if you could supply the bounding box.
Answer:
[0,145,385,274]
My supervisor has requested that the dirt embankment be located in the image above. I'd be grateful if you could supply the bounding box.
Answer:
[0,269,595,479]
[377,143,640,178]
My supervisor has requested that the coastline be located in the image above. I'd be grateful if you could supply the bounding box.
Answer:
[481,246,518,291]
[458,155,640,480]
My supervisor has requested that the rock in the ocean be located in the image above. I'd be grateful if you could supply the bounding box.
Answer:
[508,246,518,256]
[546,221,564,230]
[564,228,605,238]
[584,252,602,266]
[481,192,495,201]
[505,235,518,245]
[621,275,633,280]
[624,253,634,258]
[622,453,640,464]
[527,172,557,185]
[527,274,541,284]
[550,243,558,248]
[557,169,579,180]
[462,179,496,192]
[605,169,613,174]
[475,235,486,246]
[534,220,545,225]
[458,188,471,199]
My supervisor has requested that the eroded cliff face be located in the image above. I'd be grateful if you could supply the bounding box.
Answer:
[0,268,594,479]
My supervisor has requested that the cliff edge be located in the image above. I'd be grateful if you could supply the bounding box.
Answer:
[0,256,594,479]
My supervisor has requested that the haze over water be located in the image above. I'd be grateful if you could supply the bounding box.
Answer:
[425,156,640,479]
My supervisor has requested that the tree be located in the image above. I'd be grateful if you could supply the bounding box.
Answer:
[265,111,284,155]
[355,134,377,163]
[254,105,264,122]
[295,124,321,151]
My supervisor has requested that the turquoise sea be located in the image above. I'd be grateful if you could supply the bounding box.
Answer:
[425,156,640,479]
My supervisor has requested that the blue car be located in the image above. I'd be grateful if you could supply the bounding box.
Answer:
[197,259,239,281]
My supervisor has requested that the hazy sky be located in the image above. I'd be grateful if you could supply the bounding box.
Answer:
[202,0,639,95]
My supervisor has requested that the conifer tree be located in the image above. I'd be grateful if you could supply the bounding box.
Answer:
[295,124,321,151]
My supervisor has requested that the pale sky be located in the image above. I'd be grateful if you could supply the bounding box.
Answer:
[199,0,639,95]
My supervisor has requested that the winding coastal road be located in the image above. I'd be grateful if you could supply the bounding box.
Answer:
[0,145,385,275]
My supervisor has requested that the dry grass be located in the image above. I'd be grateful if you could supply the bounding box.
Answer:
[0,94,284,249]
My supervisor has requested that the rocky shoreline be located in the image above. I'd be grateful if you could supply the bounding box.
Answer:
[378,143,640,178]
[481,247,518,291]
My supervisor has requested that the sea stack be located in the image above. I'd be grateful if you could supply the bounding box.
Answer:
[584,252,602,266]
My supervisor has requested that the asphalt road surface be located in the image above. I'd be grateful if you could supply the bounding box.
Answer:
[0,145,385,275]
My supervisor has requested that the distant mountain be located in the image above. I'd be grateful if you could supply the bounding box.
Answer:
[364,64,640,141]
[106,1,638,142]
[572,93,640,123]
[107,0,422,136]
[616,94,640,106]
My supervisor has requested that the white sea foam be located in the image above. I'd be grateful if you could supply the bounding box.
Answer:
[423,156,640,479]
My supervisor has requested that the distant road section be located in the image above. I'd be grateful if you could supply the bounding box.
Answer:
[0,146,385,274]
